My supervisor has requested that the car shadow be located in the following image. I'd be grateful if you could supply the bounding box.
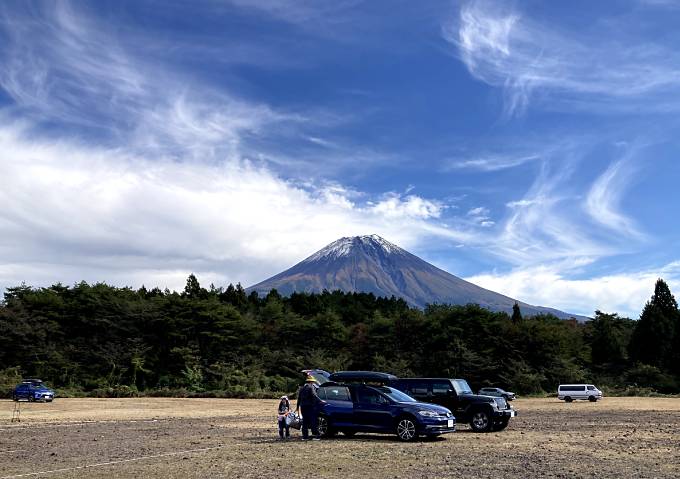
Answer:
[246,433,448,444]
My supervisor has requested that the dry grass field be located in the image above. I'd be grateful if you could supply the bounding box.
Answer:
[1,397,679,478]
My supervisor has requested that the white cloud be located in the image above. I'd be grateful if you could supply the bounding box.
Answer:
[466,206,495,228]
[506,199,537,208]
[0,124,471,292]
[466,261,680,318]
[467,206,489,217]
[444,0,680,116]
[369,194,445,220]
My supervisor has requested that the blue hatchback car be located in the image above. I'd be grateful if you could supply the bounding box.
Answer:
[313,371,455,441]
[13,379,55,402]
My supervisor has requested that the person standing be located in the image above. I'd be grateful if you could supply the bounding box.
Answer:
[277,395,291,439]
[296,375,326,441]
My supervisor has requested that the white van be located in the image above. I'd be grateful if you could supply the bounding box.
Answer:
[557,384,602,402]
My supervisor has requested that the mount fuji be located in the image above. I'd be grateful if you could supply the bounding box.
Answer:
[248,235,588,320]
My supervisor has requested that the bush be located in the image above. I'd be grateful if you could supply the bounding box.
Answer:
[90,385,139,398]
[0,367,22,398]
[54,387,87,398]
[624,363,678,393]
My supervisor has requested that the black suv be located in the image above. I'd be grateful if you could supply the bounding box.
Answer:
[390,378,517,432]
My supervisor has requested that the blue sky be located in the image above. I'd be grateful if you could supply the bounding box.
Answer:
[1,0,680,317]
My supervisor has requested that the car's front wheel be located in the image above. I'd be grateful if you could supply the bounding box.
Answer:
[396,417,418,442]
[588,396,597,402]
[493,418,509,431]
[470,409,493,432]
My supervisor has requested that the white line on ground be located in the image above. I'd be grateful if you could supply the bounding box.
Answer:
[0,444,230,478]
[0,419,162,432]
[0,451,24,454]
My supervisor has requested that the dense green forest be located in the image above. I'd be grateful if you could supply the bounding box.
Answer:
[1,275,679,397]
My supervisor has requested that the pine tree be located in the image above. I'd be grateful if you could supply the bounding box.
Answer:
[511,302,522,323]
[183,274,203,299]
[629,278,679,371]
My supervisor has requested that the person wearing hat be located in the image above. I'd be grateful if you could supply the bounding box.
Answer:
[277,395,292,439]
[295,375,326,441]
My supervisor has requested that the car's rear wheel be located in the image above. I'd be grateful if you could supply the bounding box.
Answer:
[396,417,418,442]
[470,410,492,432]
[564,396,573,403]
[317,415,336,437]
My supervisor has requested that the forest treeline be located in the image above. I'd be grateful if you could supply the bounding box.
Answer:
[1,275,679,398]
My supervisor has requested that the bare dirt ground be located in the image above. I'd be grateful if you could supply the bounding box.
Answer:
[1,397,679,478]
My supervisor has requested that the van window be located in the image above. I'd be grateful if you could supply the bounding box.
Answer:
[560,385,586,392]
[587,386,595,391]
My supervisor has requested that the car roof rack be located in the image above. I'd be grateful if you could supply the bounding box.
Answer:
[329,371,398,384]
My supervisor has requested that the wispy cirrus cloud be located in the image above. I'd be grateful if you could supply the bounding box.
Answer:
[493,153,612,264]
[444,0,680,116]
[585,154,643,239]
[447,133,647,267]
[0,1,298,159]
[446,153,540,171]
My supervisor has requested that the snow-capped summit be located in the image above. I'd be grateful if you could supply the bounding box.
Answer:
[248,235,586,320]
[303,234,405,263]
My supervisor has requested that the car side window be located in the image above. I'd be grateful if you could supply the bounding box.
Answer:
[587,386,595,391]
[356,388,387,405]
[432,381,451,396]
[405,381,429,395]
[323,386,351,401]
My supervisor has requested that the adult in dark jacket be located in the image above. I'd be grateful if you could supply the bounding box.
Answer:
[295,375,326,440]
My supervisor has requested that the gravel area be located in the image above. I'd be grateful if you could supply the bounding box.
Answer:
[1,397,679,478]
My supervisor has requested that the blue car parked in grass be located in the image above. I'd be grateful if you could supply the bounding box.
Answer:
[13,379,55,402]
[312,371,455,442]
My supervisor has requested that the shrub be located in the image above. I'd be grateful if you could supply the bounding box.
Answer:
[0,367,22,398]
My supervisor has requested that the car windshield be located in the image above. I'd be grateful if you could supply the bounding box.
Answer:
[452,379,473,395]
[373,386,416,403]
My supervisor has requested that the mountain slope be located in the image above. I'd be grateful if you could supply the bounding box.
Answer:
[248,235,588,320]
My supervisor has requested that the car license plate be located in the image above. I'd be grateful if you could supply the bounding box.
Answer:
[447,419,454,428]
[510,411,516,417]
